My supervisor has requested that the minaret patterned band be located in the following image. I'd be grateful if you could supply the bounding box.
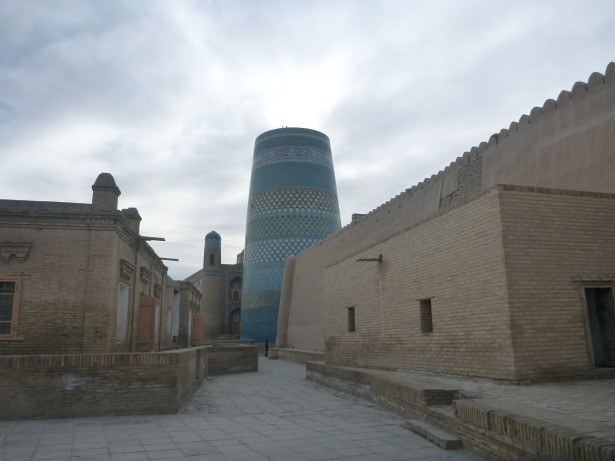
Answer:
[241,128,341,343]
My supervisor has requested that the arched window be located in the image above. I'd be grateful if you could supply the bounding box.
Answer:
[229,277,242,301]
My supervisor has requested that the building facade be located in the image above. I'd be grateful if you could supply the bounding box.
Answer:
[276,62,615,380]
[323,186,615,381]
[185,232,243,338]
[0,173,200,355]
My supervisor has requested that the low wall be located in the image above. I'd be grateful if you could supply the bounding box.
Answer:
[207,345,259,376]
[306,361,458,410]
[268,348,325,364]
[0,344,258,420]
[307,361,615,461]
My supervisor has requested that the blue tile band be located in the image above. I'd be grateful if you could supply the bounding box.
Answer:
[241,128,341,343]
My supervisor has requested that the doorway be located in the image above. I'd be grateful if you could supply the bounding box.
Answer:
[137,294,156,352]
[585,287,615,367]
[229,308,240,335]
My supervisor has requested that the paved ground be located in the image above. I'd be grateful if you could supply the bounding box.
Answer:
[0,358,491,461]
[390,368,615,441]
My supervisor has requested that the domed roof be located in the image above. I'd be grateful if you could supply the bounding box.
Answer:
[93,172,117,188]
[205,230,221,240]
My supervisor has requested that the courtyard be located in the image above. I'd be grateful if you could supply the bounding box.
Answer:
[0,358,490,461]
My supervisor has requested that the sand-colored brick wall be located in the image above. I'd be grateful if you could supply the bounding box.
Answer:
[207,345,259,375]
[0,345,258,420]
[322,186,615,380]
[81,224,121,354]
[0,222,92,354]
[0,207,168,355]
[282,63,615,353]
[0,352,182,419]
[323,188,516,380]
[498,186,615,380]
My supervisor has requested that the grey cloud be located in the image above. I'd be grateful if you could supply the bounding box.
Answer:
[1,0,615,279]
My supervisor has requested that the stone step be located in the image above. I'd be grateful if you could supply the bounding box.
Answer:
[405,419,463,450]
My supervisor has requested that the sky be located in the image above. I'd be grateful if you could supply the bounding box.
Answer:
[0,0,614,280]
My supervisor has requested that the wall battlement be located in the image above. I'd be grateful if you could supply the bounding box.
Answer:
[302,61,615,259]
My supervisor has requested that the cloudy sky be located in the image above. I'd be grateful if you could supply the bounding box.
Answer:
[1,0,613,279]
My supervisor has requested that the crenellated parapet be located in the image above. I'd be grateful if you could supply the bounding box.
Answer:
[300,61,615,259]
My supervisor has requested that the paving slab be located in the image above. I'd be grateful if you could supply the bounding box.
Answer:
[0,357,491,461]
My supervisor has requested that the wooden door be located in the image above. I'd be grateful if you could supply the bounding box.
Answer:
[137,294,156,352]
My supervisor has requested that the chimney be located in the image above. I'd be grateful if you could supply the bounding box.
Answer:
[120,207,142,234]
[92,173,121,211]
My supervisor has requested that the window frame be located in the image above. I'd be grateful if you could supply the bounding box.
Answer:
[229,277,242,301]
[419,298,433,334]
[347,306,356,333]
[0,276,25,340]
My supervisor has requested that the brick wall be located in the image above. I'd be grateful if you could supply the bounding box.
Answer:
[322,186,615,380]
[0,223,92,354]
[207,345,259,376]
[498,186,615,380]
[280,63,615,353]
[0,351,187,419]
[323,188,515,379]
[0,344,258,420]
[0,208,169,355]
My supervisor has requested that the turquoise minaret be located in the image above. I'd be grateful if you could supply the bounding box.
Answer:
[241,128,341,343]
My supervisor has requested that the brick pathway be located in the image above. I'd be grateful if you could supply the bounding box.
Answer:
[0,358,491,461]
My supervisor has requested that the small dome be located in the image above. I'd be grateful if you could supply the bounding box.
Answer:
[93,173,117,188]
[205,231,221,240]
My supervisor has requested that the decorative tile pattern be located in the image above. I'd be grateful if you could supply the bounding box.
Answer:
[244,237,322,265]
[242,129,341,343]
[249,188,340,215]
[252,146,333,169]
[246,213,341,241]
[242,264,284,293]
[205,238,221,248]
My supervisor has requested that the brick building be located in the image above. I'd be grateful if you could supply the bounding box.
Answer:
[185,231,243,339]
[323,186,615,381]
[276,62,615,381]
[0,173,201,355]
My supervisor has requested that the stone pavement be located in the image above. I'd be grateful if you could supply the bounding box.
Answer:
[0,357,492,461]
[389,369,615,441]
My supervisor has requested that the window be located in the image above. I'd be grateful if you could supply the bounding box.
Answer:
[347,307,356,332]
[420,299,433,333]
[116,283,130,341]
[0,279,21,337]
[229,277,242,301]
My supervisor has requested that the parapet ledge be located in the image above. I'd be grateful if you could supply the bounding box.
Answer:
[588,71,605,89]
[427,62,613,189]
[296,62,614,259]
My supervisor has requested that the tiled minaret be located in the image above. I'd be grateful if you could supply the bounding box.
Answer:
[241,128,341,343]
[201,231,222,338]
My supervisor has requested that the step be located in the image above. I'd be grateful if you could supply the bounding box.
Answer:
[405,419,463,450]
